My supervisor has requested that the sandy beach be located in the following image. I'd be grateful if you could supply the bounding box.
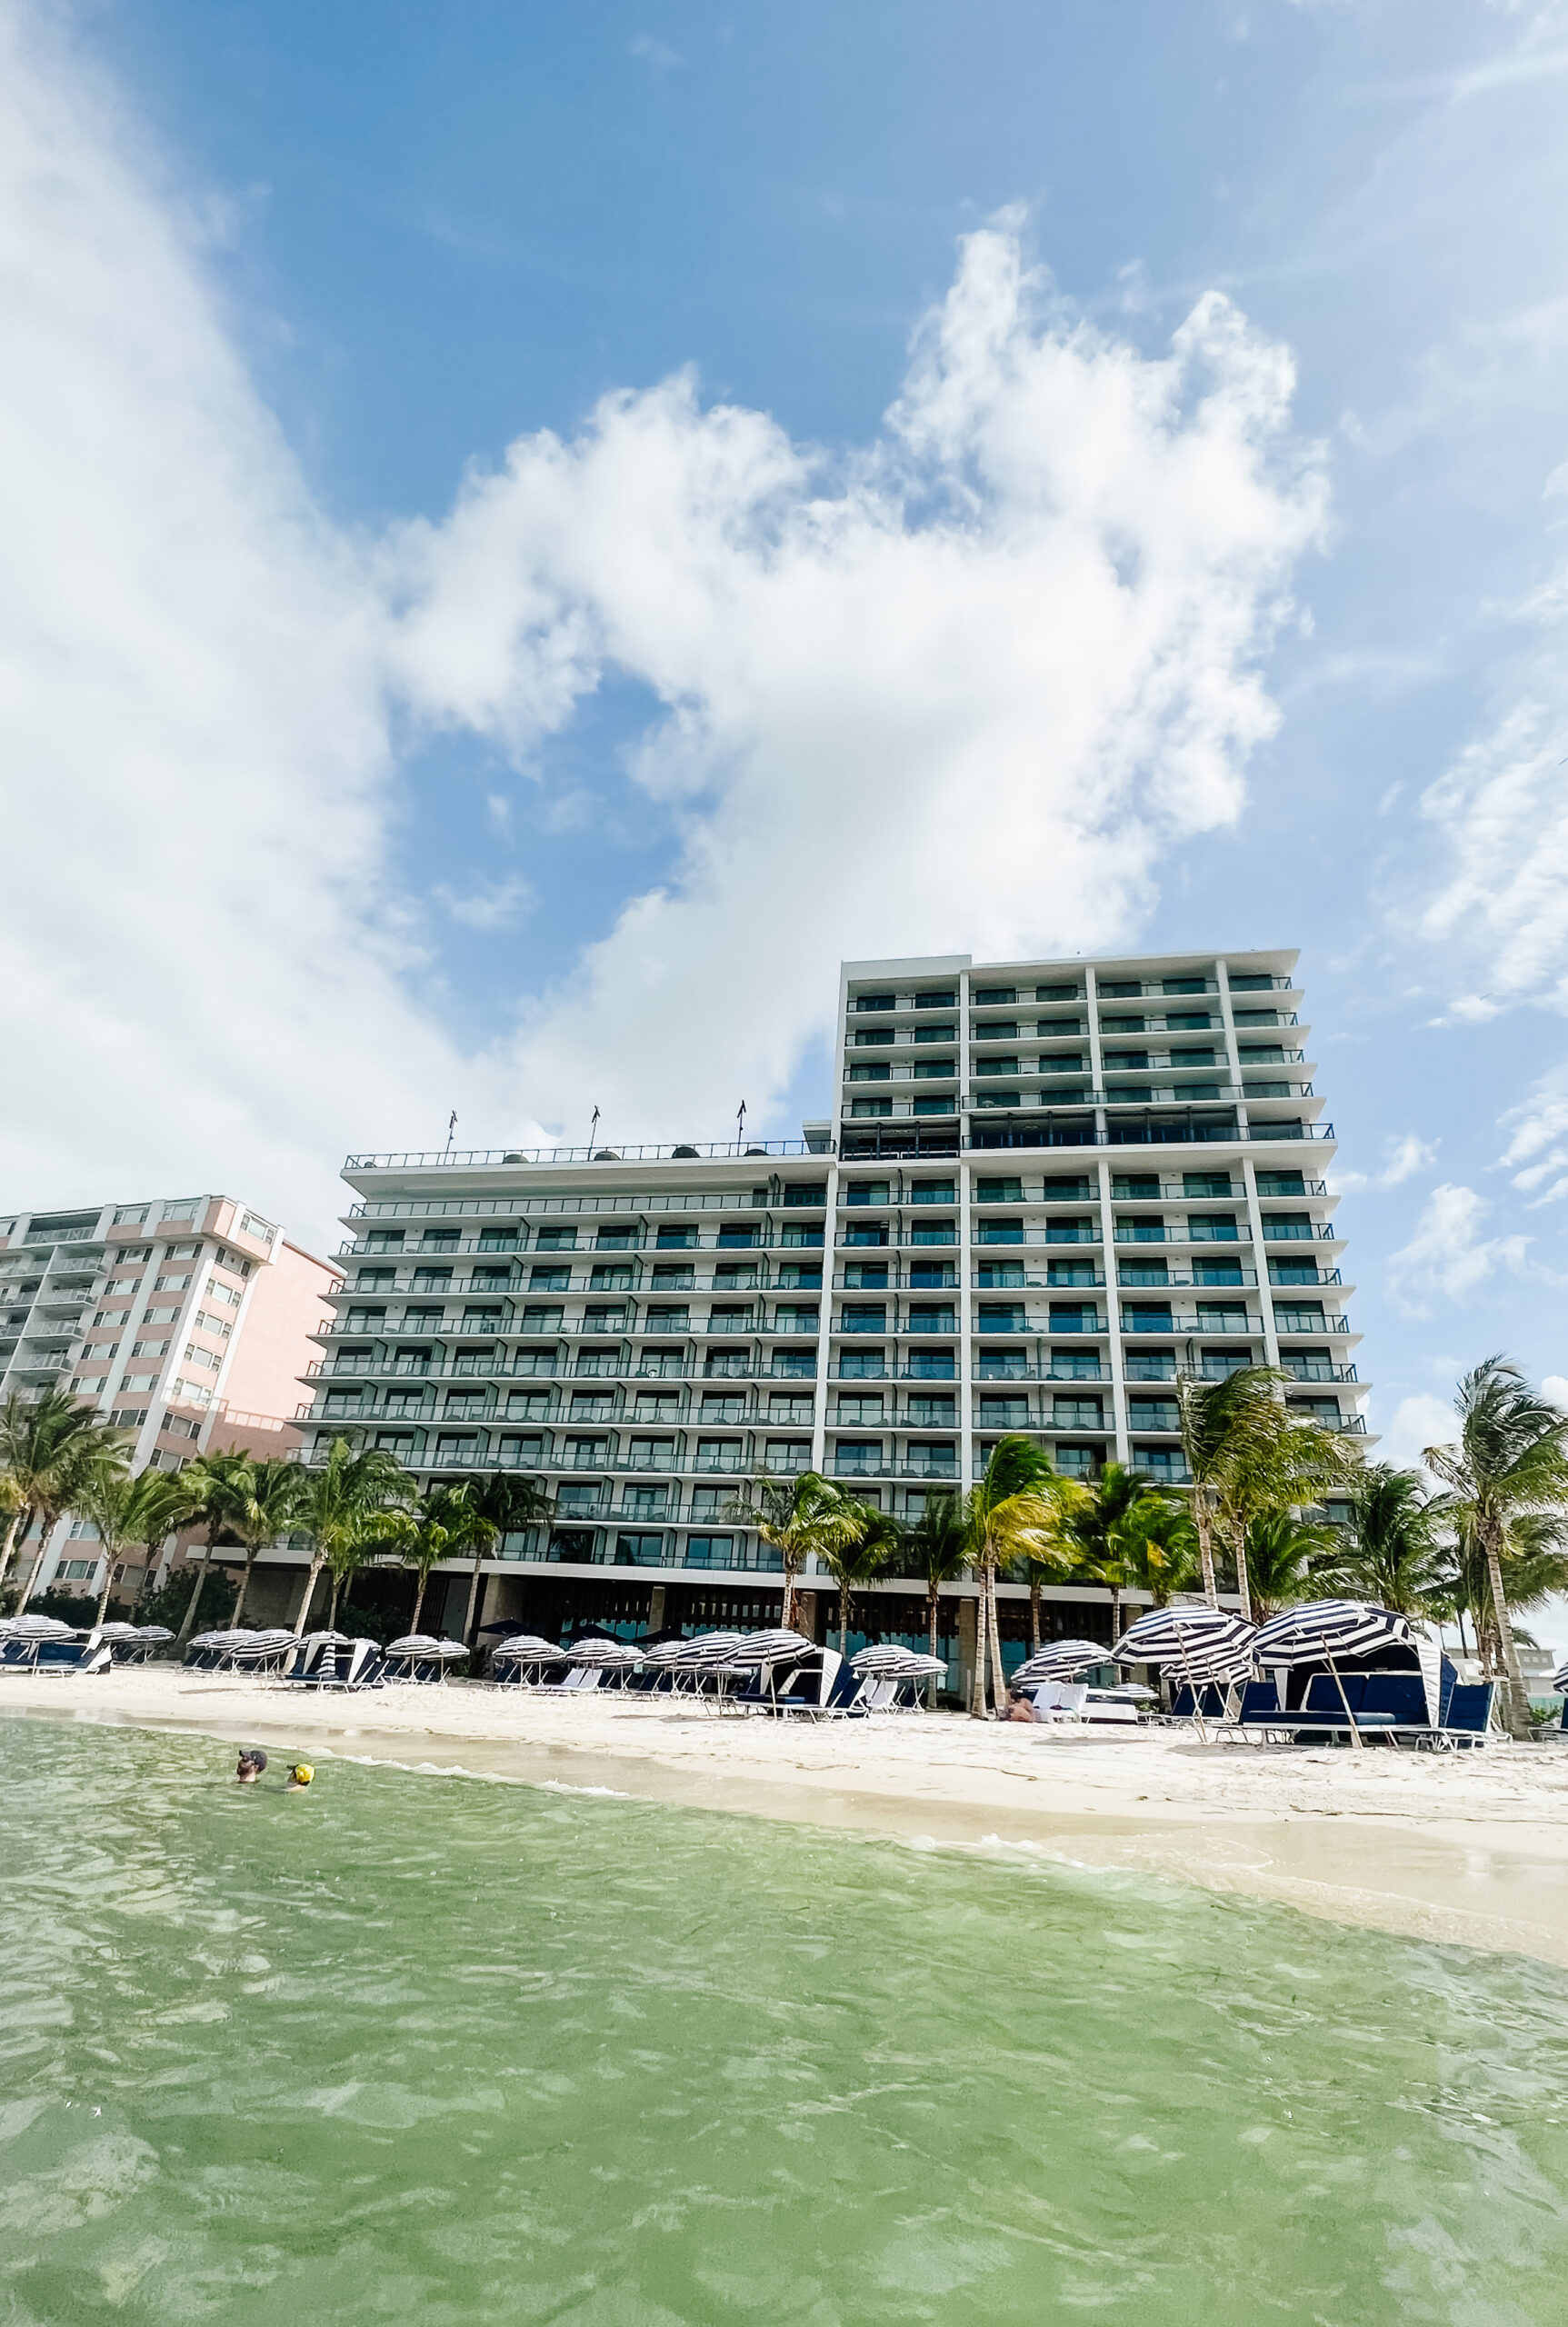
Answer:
[8,1666,1568,1964]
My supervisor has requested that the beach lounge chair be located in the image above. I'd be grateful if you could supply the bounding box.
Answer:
[281,1635,386,1691]
[536,1666,604,1695]
[1444,1681,1495,1745]
[25,1635,113,1675]
[1080,1688,1140,1727]
[1031,1681,1089,1725]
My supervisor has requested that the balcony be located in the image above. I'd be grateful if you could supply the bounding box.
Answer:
[1120,1311,1257,1335]
[1116,1267,1257,1289]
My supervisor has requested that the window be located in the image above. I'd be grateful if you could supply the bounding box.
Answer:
[131,1338,168,1357]
[535,1228,577,1251]
[160,1203,198,1224]
[153,1273,192,1293]
[774,1265,821,1292]
[509,1389,553,1416]
[644,1304,689,1330]
[183,1343,223,1372]
[837,1350,886,1380]
[113,1205,149,1226]
[111,1407,149,1428]
[770,1348,816,1378]
[530,1265,571,1292]
[215,1248,253,1277]
[241,1212,275,1242]
[850,1099,893,1118]
[906,1304,955,1333]
[627,1436,674,1469]
[854,1027,896,1047]
[413,1266,453,1291]
[595,1229,635,1251]
[717,1225,759,1249]
[82,1343,117,1361]
[841,1304,886,1333]
[976,1220,1024,1246]
[55,1558,98,1582]
[1098,979,1143,998]
[974,1054,1019,1075]
[478,1230,520,1252]
[854,993,896,1012]
[980,1395,1028,1425]
[684,1533,734,1565]
[522,1305,564,1333]
[383,1389,426,1417]
[1112,1176,1160,1201]
[471,1266,513,1289]
[194,1312,232,1339]
[1263,1213,1313,1239]
[769,1393,814,1422]
[702,1393,746,1424]
[844,1265,887,1292]
[1255,1171,1306,1197]
[765,1439,812,1469]
[162,1413,202,1440]
[1227,972,1275,992]
[973,985,1016,1006]
[590,1264,633,1291]
[122,1373,157,1392]
[614,1531,665,1563]
[206,1280,243,1307]
[913,1097,954,1117]
[915,989,955,1009]
[652,1263,694,1290]
[656,1224,696,1246]
[1162,976,1207,994]
[1128,1398,1178,1430]
[1187,1215,1238,1243]
[695,1438,744,1471]
[975,1177,1024,1203]
[848,1063,892,1083]
[908,1395,955,1425]
[914,1023,955,1044]
[421,1229,460,1251]
[834,1439,884,1473]
[978,1303,1026,1333]
[782,1185,826,1208]
[1037,984,1078,1003]
[845,1182,890,1206]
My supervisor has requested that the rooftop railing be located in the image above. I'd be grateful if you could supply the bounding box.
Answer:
[346,1140,825,1172]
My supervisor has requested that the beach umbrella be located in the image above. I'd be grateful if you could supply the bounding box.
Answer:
[298,1630,356,1649]
[1107,1681,1158,1702]
[685,1632,748,1663]
[850,1643,922,1673]
[386,1634,469,1658]
[95,1622,140,1639]
[1112,1606,1257,1740]
[135,1624,174,1641]
[5,1614,76,1638]
[1552,1661,1568,1694]
[1012,1639,1110,1686]
[491,1633,564,1659]
[1249,1601,1413,1752]
[725,1629,814,1667]
[564,1639,643,1666]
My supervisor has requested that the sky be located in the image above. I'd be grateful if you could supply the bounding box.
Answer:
[3,0,1568,1473]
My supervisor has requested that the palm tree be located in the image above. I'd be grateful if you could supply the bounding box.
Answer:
[174,1452,255,1646]
[963,1437,1084,1719]
[220,1459,312,1627]
[449,1472,554,1644]
[1241,1511,1337,1621]
[291,1440,414,1634]
[724,1470,866,1634]
[1067,1463,1174,1643]
[1118,1499,1199,1608]
[1323,1465,1448,1619]
[74,1465,195,1627]
[1176,1364,1353,1621]
[392,1485,485,1633]
[0,1388,131,1610]
[1424,1356,1568,1740]
[903,1493,969,1697]
[816,1505,895,1653]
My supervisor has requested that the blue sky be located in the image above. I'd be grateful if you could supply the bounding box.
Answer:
[4,0,1568,1464]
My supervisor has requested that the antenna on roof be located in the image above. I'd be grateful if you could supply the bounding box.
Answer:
[736,1101,747,1148]
[589,1105,601,1152]
[443,1110,457,1158]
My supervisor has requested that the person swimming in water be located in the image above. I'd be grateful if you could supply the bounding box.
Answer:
[285,1762,314,1789]
[235,1749,267,1783]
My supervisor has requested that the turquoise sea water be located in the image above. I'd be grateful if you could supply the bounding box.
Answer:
[5,1719,1568,2325]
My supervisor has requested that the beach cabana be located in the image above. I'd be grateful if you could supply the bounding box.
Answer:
[383,1634,471,1683]
[1243,1603,1479,1749]
[1113,1607,1258,1740]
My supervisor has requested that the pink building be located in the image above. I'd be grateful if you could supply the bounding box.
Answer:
[0,1193,341,1602]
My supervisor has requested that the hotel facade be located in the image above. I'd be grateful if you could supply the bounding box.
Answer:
[290,947,1363,1651]
[0,1193,339,1600]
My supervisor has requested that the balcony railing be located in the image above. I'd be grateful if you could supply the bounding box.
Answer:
[345,1139,826,1170]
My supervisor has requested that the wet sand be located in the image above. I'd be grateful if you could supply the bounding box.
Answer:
[9,1666,1568,1964]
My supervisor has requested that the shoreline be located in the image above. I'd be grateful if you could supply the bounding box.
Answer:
[9,1668,1568,1964]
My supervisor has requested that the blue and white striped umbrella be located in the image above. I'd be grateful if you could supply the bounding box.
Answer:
[1013,1640,1111,1685]
[1550,1661,1568,1694]
[1113,1606,1256,1671]
[1250,1601,1412,1666]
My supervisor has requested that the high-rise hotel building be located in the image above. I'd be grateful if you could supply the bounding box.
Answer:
[294,948,1361,1643]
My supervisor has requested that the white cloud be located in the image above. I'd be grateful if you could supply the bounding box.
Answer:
[1386,1182,1531,1314]
[1336,1132,1437,1191]
[1543,1373,1568,1409]
[0,10,1324,1234]
[0,6,531,1249]
[388,215,1324,1135]
[1377,1393,1456,1473]
[1500,1068,1568,1201]
[433,874,534,932]
[1417,702,1568,1021]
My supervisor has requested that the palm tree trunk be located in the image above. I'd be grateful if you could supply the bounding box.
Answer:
[329,1571,343,1628]
[295,1557,325,1634]
[781,1556,799,1635]
[1232,1524,1253,1626]
[927,1583,941,1710]
[411,1570,428,1632]
[969,1583,988,1718]
[1110,1581,1122,1640]
[1484,1517,1533,1739]
[175,1532,217,1646]
[1029,1578,1042,1653]
[1194,1493,1218,1607]
[0,1503,28,1596]
[94,1548,122,1628]
[839,1581,851,1654]
[18,1516,61,1613]
[986,1565,1006,1713]
[462,1553,484,1644]
[231,1548,259,1629]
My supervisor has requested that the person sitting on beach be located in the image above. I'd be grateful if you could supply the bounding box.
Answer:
[285,1762,314,1790]
[1002,1694,1037,1723]
[235,1750,267,1783]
